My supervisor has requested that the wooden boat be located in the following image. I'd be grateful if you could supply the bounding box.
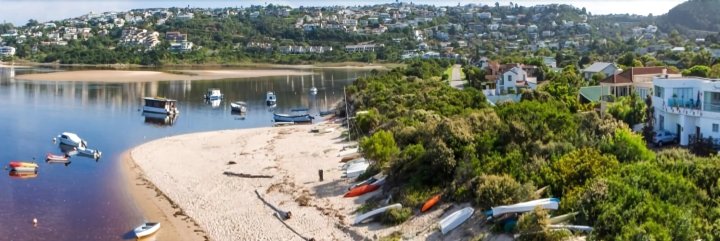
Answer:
[353,203,402,225]
[549,212,578,224]
[549,224,593,232]
[266,91,277,106]
[9,161,38,172]
[344,184,380,197]
[273,113,314,123]
[203,88,223,100]
[143,97,179,115]
[9,170,37,179]
[490,198,559,218]
[421,194,442,212]
[439,207,475,235]
[230,101,248,112]
[134,222,161,238]
[46,153,70,163]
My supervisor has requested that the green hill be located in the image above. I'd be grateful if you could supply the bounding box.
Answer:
[660,0,720,32]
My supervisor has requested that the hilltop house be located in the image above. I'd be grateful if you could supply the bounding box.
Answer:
[495,65,537,95]
[600,67,681,98]
[582,62,618,81]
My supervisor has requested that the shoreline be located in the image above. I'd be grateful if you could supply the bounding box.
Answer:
[13,69,314,82]
[11,61,399,70]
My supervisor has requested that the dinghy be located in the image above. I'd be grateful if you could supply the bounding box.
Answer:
[353,203,402,225]
[273,113,314,123]
[134,222,161,238]
[9,162,38,172]
[46,153,69,162]
[421,194,441,212]
[439,207,475,235]
[490,198,559,218]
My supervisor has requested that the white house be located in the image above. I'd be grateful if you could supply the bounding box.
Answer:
[496,65,537,95]
[582,62,618,81]
[0,46,16,57]
[652,76,720,145]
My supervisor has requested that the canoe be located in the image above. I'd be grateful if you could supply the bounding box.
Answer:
[549,224,593,232]
[490,198,560,218]
[344,183,381,197]
[353,203,402,225]
[46,153,69,162]
[549,212,578,224]
[421,194,441,212]
[134,222,161,238]
[348,176,377,191]
[439,207,475,235]
[9,162,38,172]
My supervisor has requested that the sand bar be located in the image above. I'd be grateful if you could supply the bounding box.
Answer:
[14,69,311,82]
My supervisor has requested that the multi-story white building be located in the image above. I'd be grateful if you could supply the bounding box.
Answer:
[652,76,720,145]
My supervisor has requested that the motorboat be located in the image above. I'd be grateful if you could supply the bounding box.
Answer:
[203,88,223,100]
[133,222,161,238]
[143,97,179,115]
[310,86,318,94]
[9,161,38,173]
[266,91,277,106]
[56,132,87,148]
[273,113,313,123]
[230,101,248,113]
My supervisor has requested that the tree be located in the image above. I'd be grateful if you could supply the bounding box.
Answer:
[682,65,711,77]
[709,63,720,78]
[642,94,655,142]
[474,174,536,209]
[360,130,399,168]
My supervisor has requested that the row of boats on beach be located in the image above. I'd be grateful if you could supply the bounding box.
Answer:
[335,145,593,237]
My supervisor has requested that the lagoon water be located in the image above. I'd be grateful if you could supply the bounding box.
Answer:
[0,67,368,240]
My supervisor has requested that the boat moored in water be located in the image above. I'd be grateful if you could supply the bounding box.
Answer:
[266,91,277,106]
[9,161,39,173]
[230,101,248,113]
[273,113,313,123]
[46,153,70,163]
[142,97,179,115]
[56,132,87,148]
[133,222,161,238]
[203,88,223,100]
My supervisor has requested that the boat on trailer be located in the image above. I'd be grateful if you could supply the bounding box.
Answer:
[273,113,313,123]
[133,222,161,238]
[142,97,179,115]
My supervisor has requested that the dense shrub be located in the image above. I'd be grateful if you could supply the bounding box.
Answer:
[474,174,537,209]
[380,207,412,225]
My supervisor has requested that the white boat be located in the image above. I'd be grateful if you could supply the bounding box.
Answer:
[57,132,87,148]
[203,88,223,100]
[310,86,318,94]
[439,207,475,235]
[77,147,102,160]
[134,222,161,238]
[337,147,359,157]
[549,212,578,224]
[353,203,402,225]
[549,224,593,232]
[230,101,248,112]
[344,161,370,178]
[490,198,559,218]
[143,97,179,115]
[266,91,277,106]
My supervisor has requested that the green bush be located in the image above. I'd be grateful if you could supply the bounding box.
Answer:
[474,174,537,209]
[380,207,412,226]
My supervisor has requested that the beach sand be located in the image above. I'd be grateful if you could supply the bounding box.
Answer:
[14,69,311,82]
[124,122,489,241]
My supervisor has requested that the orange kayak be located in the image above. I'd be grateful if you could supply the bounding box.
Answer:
[421,194,441,212]
[344,184,380,197]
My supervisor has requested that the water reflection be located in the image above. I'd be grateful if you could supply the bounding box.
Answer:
[142,112,179,127]
[9,170,38,179]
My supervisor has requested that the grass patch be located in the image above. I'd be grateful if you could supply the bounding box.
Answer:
[380,207,412,226]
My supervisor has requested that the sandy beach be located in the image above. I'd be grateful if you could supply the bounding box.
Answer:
[123,122,485,241]
[14,69,311,82]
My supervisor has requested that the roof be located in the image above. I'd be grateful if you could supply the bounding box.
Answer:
[583,62,615,73]
[600,67,680,84]
[579,86,611,102]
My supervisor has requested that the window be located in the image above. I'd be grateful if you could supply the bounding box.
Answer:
[658,115,664,130]
[654,85,664,98]
[714,124,719,133]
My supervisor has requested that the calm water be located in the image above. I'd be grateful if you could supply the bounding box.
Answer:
[0,67,369,241]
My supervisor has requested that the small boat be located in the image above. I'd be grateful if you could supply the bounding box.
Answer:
[134,222,161,238]
[290,107,310,112]
[143,97,179,115]
[490,198,560,218]
[266,91,277,106]
[548,224,593,232]
[46,153,69,162]
[203,88,223,100]
[310,87,318,95]
[230,101,248,113]
[77,147,102,160]
[343,161,369,179]
[9,161,38,172]
[57,132,87,148]
[319,110,335,116]
[353,203,402,225]
[9,170,37,179]
[421,194,442,212]
[439,207,475,235]
[344,184,380,197]
[348,176,377,190]
[273,113,314,123]
[549,212,578,224]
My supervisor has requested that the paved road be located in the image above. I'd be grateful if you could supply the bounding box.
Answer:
[449,64,465,90]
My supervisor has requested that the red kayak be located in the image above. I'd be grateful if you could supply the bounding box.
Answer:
[421,194,441,212]
[344,184,380,197]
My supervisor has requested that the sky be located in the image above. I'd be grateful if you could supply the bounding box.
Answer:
[0,0,687,26]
